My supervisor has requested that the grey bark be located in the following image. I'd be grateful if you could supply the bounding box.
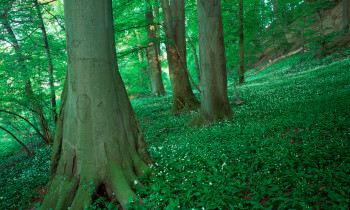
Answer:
[189,39,200,85]
[41,0,152,208]
[343,0,350,32]
[191,0,233,125]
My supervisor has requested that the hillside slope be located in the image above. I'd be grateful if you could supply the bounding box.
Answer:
[0,51,349,209]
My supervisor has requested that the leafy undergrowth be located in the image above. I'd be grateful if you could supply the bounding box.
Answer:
[1,51,350,209]
[0,145,51,209]
[125,52,350,209]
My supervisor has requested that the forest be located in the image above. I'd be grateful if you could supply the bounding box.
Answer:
[0,0,349,209]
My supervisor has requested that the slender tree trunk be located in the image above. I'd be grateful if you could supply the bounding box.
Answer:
[316,10,327,57]
[1,20,52,146]
[145,1,166,97]
[135,30,150,90]
[160,0,199,111]
[343,0,350,32]
[272,0,288,53]
[137,48,147,89]
[238,0,245,84]
[190,0,233,126]
[189,40,200,85]
[153,2,162,72]
[33,0,57,125]
[41,0,152,208]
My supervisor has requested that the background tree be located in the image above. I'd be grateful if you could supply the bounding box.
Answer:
[41,0,152,208]
[160,0,199,111]
[191,0,233,125]
[238,0,245,84]
[343,0,349,32]
[145,0,166,97]
[33,0,57,125]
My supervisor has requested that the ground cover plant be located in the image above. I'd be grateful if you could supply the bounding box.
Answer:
[0,145,51,209]
[124,52,350,209]
[0,51,349,209]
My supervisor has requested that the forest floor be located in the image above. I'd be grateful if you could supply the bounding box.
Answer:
[1,50,350,209]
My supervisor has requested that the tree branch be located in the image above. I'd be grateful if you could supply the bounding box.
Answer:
[0,110,46,143]
[0,126,33,157]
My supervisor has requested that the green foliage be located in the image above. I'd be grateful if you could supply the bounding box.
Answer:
[0,146,51,209]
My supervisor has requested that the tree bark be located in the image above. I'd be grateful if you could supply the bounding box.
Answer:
[160,0,199,111]
[1,19,52,146]
[33,0,57,125]
[41,0,152,208]
[153,2,162,72]
[135,30,150,90]
[190,0,233,126]
[343,0,350,32]
[137,47,147,89]
[238,0,245,84]
[271,0,289,53]
[145,2,166,97]
[189,40,200,85]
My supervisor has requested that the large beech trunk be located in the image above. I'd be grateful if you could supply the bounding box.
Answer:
[41,0,152,209]
[190,0,233,125]
[160,0,199,111]
[145,3,166,97]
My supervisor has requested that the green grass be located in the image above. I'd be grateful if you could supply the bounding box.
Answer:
[1,51,349,209]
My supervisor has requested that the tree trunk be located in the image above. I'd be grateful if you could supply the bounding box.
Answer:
[190,0,233,126]
[343,0,350,32]
[1,19,52,146]
[189,40,200,85]
[153,2,162,72]
[33,0,57,126]
[160,0,199,111]
[137,47,147,89]
[145,2,166,97]
[41,0,153,208]
[238,0,245,84]
[271,0,289,53]
[316,9,327,57]
[135,30,150,90]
